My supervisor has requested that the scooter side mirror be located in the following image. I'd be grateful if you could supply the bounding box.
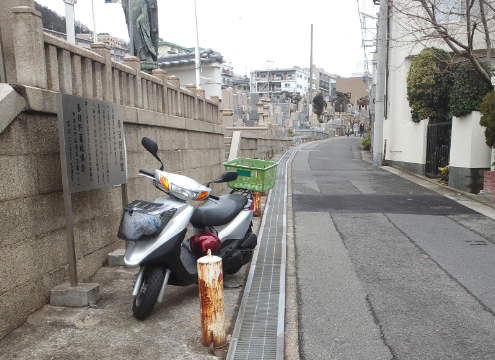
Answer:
[141,137,164,170]
[214,171,238,183]
[142,137,158,156]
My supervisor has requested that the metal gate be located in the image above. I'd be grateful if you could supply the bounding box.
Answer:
[425,121,451,178]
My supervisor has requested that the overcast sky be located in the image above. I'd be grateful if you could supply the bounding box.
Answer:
[35,0,378,77]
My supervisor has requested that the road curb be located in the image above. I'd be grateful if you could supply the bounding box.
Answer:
[381,165,495,221]
[360,149,495,220]
[285,147,300,360]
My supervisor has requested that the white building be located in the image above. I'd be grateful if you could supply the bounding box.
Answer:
[376,0,492,193]
[250,67,309,100]
[221,63,234,89]
[158,49,224,99]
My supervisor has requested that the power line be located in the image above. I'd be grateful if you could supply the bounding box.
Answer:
[356,0,377,75]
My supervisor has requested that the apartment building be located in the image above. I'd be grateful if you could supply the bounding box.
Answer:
[221,64,234,89]
[312,67,338,101]
[76,33,128,62]
[250,67,309,100]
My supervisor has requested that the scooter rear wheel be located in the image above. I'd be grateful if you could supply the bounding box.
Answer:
[132,266,165,320]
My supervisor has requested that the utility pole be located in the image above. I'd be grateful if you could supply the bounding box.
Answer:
[373,0,388,166]
[91,0,98,43]
[308,24,314,127]
[128,0,134,55]
[194,0,201,89]
[63,0,77,44]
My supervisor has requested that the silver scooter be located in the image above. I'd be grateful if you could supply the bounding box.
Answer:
[119,137,257,320]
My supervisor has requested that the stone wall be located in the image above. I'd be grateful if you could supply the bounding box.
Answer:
[0,1,294,339]
[224,127,293,161]
[0,89,224,340]
[0,1,223,339]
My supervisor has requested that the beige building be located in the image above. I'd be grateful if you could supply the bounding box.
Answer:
[336,76,369,107]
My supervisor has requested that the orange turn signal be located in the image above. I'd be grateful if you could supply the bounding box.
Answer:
[160,175,169,190]
[195,191,209,201]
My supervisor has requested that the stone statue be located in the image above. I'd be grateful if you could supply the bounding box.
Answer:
[122,0,159,71]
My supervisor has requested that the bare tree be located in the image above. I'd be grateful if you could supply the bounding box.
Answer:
[392,0,495,85]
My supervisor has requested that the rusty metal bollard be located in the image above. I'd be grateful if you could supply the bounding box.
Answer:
[253,192,262,217]
[197,249,227,349]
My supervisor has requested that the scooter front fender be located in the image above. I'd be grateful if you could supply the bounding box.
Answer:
[124,204,194,267]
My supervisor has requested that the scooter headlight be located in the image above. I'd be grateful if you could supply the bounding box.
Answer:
[169,183,209,201]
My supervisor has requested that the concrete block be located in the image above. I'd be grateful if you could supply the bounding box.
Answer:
[157,128,186,150]
[0,196,33,247]
[30,192,65,237]
[34,230,67,276]
[50,282,100,307]
[27,114,59,154]
[0,114,30,156]
[0,240,34,294]
[0,273,47,340]
[76,214,120,259]
[107,248,126,267]
[36,153,62,194]
[77,244,115,281]
[0,154,37,201]
[124,124,140,152]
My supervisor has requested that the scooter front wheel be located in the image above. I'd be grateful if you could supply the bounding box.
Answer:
[132,266,165,320]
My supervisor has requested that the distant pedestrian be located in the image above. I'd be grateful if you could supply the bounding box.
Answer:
[359,123,364,137]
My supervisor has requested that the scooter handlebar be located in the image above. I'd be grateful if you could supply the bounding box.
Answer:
[139,169,155,178]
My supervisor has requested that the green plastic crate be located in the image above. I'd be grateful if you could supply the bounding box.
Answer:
[224,158,279,193]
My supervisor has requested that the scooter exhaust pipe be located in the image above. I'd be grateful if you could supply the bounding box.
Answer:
[132,267,145,297]
[157,269,172,304]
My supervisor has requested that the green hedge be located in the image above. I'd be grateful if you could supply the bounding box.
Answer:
[361,135,371,150]
[480,92,495,147]
[407,48,452,123]
[448,62,492,118]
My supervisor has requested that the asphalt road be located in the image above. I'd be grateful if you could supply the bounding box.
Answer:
[293,137,495,360]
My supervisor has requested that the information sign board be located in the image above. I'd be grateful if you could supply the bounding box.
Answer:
[59,94,127,193]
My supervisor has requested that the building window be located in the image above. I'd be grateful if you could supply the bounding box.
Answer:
[434,0,473,23]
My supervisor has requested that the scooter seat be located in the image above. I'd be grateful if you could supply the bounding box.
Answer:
[191,194,247,227]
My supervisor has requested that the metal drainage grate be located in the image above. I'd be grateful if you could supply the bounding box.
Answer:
[227,149,294,360]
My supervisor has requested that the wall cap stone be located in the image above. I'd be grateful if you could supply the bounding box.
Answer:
[14,85,223,135]
[10,6,41,17]
[0,84,27,134]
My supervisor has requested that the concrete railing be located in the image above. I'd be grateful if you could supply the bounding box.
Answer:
[224,127,293,161]
[9,6,219,125]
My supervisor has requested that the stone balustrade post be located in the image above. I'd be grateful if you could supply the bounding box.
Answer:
[167,75,180,116]
[186,84,198,120]
[123,56,142,108]
[167,75,180,88]
[11,6,47,88]
[197,88,207,122]
[210,96,220,124]
[91,43,113,103]
[0,0,35,83]
[151,68,167,113]
[221,109,234,127]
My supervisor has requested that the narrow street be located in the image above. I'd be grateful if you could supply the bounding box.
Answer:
[293,137,495,360]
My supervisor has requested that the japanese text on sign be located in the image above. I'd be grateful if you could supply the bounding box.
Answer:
[60,94,127,193]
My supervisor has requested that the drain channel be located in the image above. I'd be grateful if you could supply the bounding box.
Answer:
[227,149,294,360]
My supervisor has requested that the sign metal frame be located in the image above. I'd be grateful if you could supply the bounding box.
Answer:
[57,94,128,286]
